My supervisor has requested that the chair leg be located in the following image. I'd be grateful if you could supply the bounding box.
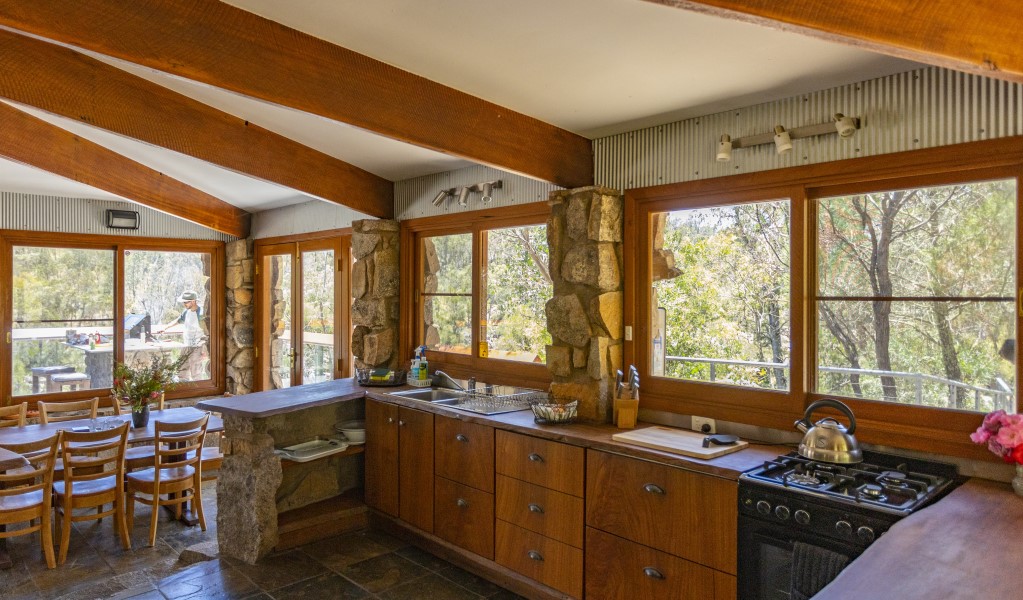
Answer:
[57,501,71,566]
[148,489,160,548]
[115,489,131,551]
[40,508,56,569]
[126,491,135,534]
[194,477,207,532]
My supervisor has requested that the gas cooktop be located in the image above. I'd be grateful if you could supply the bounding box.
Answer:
[741,450,959,515]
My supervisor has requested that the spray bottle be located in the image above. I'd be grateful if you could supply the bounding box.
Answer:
[418,346,429,381]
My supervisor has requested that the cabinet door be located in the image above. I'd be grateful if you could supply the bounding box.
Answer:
[586,450,737,574]
[496,475,583,548]
[435,415,494,493]
[585,527,719,600]
[496,520,583,599]
[435,476,494,559]
[365,399,399,517]
[496,430,584,497]
[399,406,434,533]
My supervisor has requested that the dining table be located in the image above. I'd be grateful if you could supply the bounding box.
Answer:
[0,407,223,532]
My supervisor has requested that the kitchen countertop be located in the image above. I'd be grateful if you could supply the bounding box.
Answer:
[814,478,1023,600]
[197,378,364,418]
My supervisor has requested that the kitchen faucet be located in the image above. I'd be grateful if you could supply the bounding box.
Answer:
[433,370,463,391]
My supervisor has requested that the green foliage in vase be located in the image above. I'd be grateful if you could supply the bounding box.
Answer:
[113,349,194,411]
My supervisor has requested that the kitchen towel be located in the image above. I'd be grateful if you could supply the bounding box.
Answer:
[789,541,850,600]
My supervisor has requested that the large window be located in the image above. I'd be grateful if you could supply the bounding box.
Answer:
[404,205,552,385]
[2,233,223,403]
[628,137,1022,458]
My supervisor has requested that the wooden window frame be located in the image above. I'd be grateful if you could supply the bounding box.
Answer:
[400,203,553,390]
[253,229,352,392]
[625,136,1023,460]
[0,230,225,406]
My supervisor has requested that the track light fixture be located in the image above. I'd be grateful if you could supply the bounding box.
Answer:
[429,179,503,209]
[432,189,453,207]
[716,134,732,162]
[456,186,471,207]
[478,180,502,202]
[716,113,860,161]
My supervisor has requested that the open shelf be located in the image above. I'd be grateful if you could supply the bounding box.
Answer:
[276,488,368,550]
[279,443,364,470]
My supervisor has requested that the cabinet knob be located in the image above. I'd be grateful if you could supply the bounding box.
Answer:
[398,420,405,427]
[387,417,394,424]
[527,453,545,463]
[527,550,544,562]
[643,567,665,580]
[456,498,469,508]
[455,434,469,443]
[527,503,545,514]
[643,483,666,495]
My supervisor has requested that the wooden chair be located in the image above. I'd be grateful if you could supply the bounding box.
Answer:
[0,402,27,428]
[37,398,99,425]
[126,413,210,547]
[122,394,169,471]
[53,422,130,565]
[0,432,61,569]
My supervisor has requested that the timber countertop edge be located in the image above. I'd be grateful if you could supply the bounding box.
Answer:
[197,378,365,418]
[365,388,782,480]
[814,478,1023,600]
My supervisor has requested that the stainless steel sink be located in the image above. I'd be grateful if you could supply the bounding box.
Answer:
[388,388,465,402]
[387,386,544,415]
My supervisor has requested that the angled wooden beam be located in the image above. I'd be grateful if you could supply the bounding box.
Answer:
[0,29,393,219]
[0,101,250,237]
[0,0,593,189]
[645,0,1023,84]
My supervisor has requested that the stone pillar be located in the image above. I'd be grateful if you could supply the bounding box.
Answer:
[545,187,624,423]
[351,219,401,370]
[225,238,255,394]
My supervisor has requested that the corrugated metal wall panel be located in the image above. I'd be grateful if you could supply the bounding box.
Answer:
[0,193,234,241]
[250,200,371,239]
[594,67,1023,191]
[395,165,562,221]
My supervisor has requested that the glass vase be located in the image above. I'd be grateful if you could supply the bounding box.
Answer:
[1014,464,1023,498]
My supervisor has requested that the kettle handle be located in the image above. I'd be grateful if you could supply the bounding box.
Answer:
[800,399,857,434]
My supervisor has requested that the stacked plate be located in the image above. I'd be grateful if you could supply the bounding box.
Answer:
[334,420,365,444]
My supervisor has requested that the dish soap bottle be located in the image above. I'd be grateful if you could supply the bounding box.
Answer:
[418,346,429,381]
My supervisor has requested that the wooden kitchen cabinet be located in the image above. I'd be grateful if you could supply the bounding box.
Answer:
[435,476,495,559]
[496,475,583,548]
[434,414,496,557]
[496,430,584,496]
[435,415,495,493]
[364,399,434,533]
[496,520,583,599]
[586,450,738,575]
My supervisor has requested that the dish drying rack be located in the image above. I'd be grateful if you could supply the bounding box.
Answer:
[449,388,550,414]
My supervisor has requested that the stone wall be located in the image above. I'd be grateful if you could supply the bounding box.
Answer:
[225,238,255,394]
[545,186,625,423]
[351,219,401,370]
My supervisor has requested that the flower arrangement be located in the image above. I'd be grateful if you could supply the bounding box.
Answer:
[112,350,193,412]
[970,410,1023,464]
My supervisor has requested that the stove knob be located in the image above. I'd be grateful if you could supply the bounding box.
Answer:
[756,500,772,515]
[835,520,853,536]
[857,526,876,543]
[794,509,811,525]
[774,505,790,520]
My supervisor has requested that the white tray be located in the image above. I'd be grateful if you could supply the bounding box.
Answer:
[274,438,349,463]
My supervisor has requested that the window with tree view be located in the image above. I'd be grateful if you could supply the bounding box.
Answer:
[652,200,791,390]
[816,179,1016,413]
[422,233,472,354]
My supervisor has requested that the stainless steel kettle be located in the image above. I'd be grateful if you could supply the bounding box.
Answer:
[794,399,863,464]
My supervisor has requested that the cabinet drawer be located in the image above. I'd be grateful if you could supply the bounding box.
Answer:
[496,475,583,548]
[496,430,584,497]
[434,476,494,560]
[585,527,724,600]
[495,520,582,599]
[435,415,494,493]
[586,450,737,574]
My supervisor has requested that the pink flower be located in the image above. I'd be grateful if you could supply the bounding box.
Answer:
[982,410,1007,432]
[995,416,1023,447]
[971,428,992,444]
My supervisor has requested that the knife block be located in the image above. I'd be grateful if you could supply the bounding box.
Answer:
[615,398,639,429]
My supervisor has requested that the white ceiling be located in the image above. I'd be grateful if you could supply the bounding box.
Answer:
[0,0,923,215]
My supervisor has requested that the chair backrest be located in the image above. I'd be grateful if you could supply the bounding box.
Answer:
[59,421,129,491]
[38,398,99,425]
[0,431,61,500]
[153,413,210,477]
[0,402,27,428]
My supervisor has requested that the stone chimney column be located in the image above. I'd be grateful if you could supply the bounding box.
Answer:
[351,219,401,370]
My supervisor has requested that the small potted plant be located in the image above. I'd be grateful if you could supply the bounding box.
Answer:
[112,349,194,428]
[971,409,1023,497]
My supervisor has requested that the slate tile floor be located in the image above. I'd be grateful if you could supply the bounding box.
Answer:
[0,482,523,600]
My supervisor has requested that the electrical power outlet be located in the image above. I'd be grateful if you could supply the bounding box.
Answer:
[692,416,716,434]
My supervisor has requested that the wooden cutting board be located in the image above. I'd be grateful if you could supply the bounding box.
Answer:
[612,426,748,458]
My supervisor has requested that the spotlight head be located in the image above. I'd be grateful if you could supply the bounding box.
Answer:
[456,186,471,207]
[431,190,449,207]
[716,134,732,162]
[834,113,857,138]
[773,125,792,155]
[479,180,502,203]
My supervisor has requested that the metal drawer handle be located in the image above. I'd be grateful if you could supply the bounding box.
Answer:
[528,503,545,514]
[398,420,405,427]
[455,434,469,443]
[456,498,469,508]
[387,417,394,424]
[528,453,545,463]
[643,567,665,580]
[643,483,666,495]
[527,550,544,562]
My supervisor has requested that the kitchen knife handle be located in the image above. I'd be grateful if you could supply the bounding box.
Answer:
[643,483,666,495]
[528,453,545,463]
[643,567,665,580]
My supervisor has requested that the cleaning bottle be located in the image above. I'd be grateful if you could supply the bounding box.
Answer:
[418,346,429,381]
[410,347,421,380]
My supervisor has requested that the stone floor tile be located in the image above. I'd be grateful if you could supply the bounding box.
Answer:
[300,530,395,572]
[360,529,408,552]
[228,549,329,592]
[436,565,506,597]
[157,560,258,600]
[377,573,482,600]
[393,545,456,572]
[271,571,371,600]
[339,553,429,593]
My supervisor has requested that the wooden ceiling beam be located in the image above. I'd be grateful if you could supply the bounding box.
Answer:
[0,29,393,219]
[645,0,1023,84]
[0,102,250,238]
[0,0,594,188]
